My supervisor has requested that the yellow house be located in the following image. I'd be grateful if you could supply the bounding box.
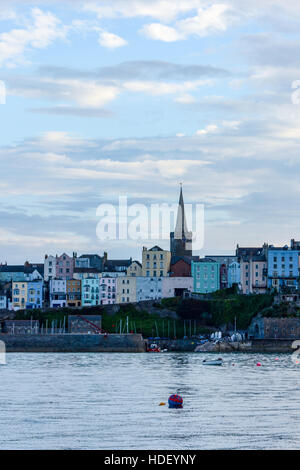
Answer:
[116,276,137,304]
[12,281,28,310]
[126,261,142,277]
[142,246,171,277]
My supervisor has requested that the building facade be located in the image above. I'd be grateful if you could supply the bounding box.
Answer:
[170,257,192,277]
[12,281,28,310]
[227,261,241,288]
[0,294,7,309]
[81,277,100,306]
[50,279,67,308]
[116,277,137,304]
[191,259,220,293]
[66,279,81,307]
[99,276,116,304]
[44,255,56,281]
[55,253,75,280]
[162,277,193,298]
[126,261,142,277]
[240,255,267,294]
[26,280,43,309]
[142,246,171,277]
[267,246,299,292]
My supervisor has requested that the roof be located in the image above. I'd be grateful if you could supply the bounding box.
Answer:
[79,254,103,260]
[0,264,44,275]
[129,260,142,267]
[74,267,101,273]
[0,265,25,273]
[242,254,267,262]
[148,246,164,251]
[104,259,132,270]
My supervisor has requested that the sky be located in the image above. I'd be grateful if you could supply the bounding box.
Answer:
[1,0,300,263]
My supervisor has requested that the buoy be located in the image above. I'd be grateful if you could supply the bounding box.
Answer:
[168,394,183,409]
[256,362,262,367]
[159,402,166,406]
[275,357,279,361]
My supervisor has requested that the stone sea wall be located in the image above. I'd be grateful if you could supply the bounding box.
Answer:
[0,333,147,353]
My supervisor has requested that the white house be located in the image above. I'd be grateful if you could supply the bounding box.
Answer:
[50,279,67,308]
[0,294,7,309]
[44,255,56,281]
[162,277,193,298]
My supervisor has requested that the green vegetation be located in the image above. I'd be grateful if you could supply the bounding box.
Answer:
[13,304,210,338]
[176,292,274,329]
[12,291,275,336]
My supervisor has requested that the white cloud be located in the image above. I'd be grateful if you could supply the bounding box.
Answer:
[0,228,90,248]
[123,79,211,96]
[174,93,196,103]
[177,4,231,37]
[9,76,121,108]
[98,30,128,49]
[84,0,203,22]
[196,124,218,135]
[141,4,233,42]
[222,120,241,129]
[0,8,67,67]
[141,23,184,42]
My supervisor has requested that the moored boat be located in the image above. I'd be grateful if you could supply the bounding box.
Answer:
[147,343,161,352]
[202,357,223,366]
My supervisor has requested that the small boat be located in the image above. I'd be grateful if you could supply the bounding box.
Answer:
[147,343,161,352]
[202,357,223,366]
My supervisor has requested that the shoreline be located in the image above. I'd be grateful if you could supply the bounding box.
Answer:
[0,334,297,353]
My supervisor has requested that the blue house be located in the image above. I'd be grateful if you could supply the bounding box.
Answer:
[191,259,220,293]
[26,280,43,309]
[267,246,299,291]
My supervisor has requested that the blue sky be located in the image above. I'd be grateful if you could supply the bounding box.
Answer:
[1,0,300,263]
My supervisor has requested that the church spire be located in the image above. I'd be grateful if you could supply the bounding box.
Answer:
[174,184,188,240]
[170,184,193,257]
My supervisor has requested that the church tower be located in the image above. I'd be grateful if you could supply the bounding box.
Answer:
[170,185,193,257]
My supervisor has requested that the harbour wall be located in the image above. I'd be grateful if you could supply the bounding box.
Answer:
[0,335,297,353]
[0,333,147,353]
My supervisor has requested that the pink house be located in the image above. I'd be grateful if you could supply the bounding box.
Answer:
[56,253,75,280]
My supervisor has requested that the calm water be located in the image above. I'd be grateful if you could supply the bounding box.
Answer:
[0,352,299,449]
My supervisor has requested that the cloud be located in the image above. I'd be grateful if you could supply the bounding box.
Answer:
[123,79,212,96]
[141,4,234,42]
[39,60,228,81]
[174,93,196,103]
[28,106,114,117]
[196,124,218,135]
[83,0,203,22]
[5,63,220,110]
[141,23,184,42]
[7,75,121,107]
[97,30,128,48]
[0,8,67,67]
